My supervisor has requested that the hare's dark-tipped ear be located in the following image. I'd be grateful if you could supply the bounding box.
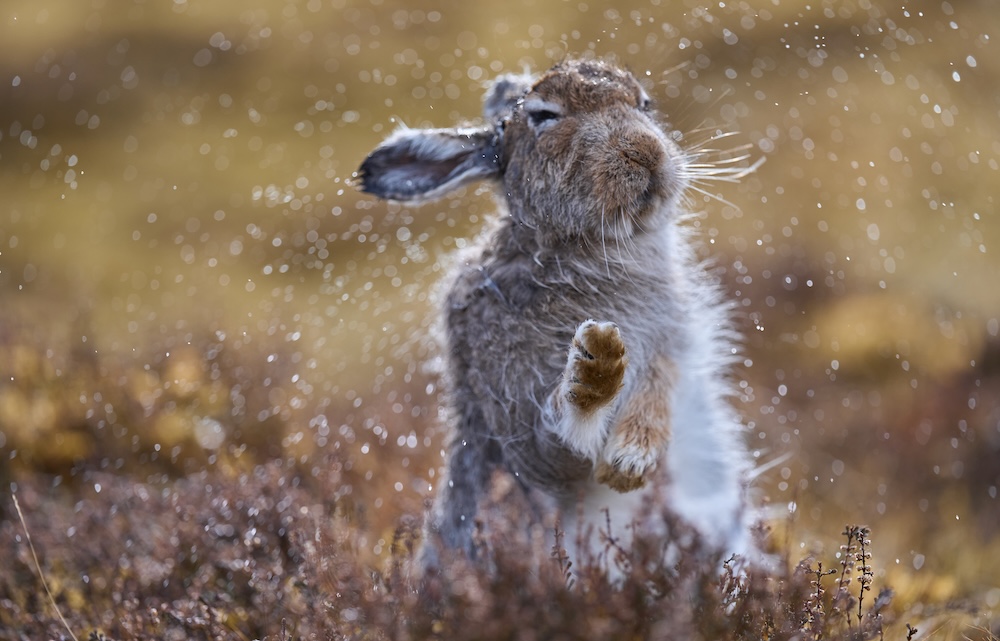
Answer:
[356,126,501,204]
[483,72,534,121]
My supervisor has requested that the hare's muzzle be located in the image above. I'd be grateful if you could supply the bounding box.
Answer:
[619,136,664,174]
[582,114,674,223]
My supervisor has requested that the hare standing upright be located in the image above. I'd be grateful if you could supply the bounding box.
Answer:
[357,58,753,571]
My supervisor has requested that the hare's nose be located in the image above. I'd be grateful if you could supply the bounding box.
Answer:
[617,132,664,173]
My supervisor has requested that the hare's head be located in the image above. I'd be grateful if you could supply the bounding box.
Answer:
[357,59,686,247]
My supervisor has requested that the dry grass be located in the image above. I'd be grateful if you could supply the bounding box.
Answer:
[0,290,997,641]
[2,464,994,641]
[3,1,1000,637]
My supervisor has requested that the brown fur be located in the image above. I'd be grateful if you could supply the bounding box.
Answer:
[357,58,751,569]
[565,322,628,414]
[596,355,676,491]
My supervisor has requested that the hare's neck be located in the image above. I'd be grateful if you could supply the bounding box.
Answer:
[488,215,677,284]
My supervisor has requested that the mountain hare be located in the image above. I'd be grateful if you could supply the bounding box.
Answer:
[357,58,754,572]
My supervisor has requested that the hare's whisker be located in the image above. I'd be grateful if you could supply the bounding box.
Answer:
[685,183,743,210]
[600,205,612,279]
[615,209,640,285]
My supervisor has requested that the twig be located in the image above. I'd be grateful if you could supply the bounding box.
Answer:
[855,526,873,624]
[835,525,860,629]
[12,491,80,641]
[805,562,837,640]
[550,526,574,589]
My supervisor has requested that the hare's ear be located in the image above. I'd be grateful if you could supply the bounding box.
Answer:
[483,72,534,121]
[357,126,501,204]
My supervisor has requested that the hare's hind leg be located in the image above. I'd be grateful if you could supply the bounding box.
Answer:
[549,320,628,462]
[420,430,498,569]
[596,355,674,492]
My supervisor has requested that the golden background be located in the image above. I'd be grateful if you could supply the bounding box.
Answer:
[1,0,998,626]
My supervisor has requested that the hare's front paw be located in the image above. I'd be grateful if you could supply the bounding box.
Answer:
[595,433,659,493]
[565,320,627,414]
[595,355,674,493]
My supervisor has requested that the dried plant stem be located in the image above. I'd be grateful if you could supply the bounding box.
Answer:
[12,492,80,641]
[856,526,873,624]
[806,562,837,640]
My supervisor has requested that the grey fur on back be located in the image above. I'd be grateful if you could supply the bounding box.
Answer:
[357,58,752,571]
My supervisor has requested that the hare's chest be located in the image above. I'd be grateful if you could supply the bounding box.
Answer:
[445,264,573,381]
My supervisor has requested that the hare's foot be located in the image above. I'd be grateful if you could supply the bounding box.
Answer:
[565,320,627,413]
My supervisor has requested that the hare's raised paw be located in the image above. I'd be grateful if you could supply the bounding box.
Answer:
[565,320,627,414]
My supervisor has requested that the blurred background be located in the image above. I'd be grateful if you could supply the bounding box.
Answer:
[1,0,998,621]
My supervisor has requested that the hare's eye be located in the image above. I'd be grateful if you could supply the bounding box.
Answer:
[522,98,563,133]
[639,97,655,112]
[528,109,561,128]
